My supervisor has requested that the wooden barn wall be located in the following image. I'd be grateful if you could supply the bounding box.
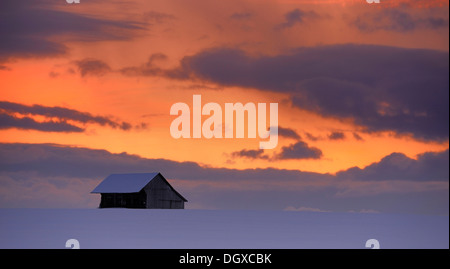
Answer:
[143,174,184,209]
[99,191,146,208]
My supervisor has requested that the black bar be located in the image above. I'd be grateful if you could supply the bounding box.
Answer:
[2,249,448,268]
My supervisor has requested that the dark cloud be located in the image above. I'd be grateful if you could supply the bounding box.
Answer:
[353,8,449,33]
[0,0,145,64]
[353,132,364,141]
[0,143,447,214]
[277,126,301,140]
[120,52,192,79]
[232,135,320,160]
[305,132,320,141]
[120,53,169,77]
[0,143,325,181]
[2,143,446,184]
[328,132,345,140]
[276,141,323,160]
[337,149,449,182]
[231,149,269,160]
[74,58,112,77]
[0,101,137,132]
[173,45,449,142]
[0,113,84,133]
[275,9,319,29]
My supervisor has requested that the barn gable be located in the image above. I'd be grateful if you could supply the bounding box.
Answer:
[91,173,187,209]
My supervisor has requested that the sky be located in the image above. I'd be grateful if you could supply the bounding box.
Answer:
[0,0,448,214]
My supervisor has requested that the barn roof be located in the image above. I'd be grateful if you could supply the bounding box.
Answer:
[91,173,187,201]
[91,173,159,193]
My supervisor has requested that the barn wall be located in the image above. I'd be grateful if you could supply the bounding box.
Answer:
[99,191,146,208]
[143,174,185,209]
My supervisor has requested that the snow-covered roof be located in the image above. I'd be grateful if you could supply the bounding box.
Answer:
[91,173,159,193]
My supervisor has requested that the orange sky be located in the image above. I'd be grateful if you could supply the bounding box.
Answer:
[0,0,448,175]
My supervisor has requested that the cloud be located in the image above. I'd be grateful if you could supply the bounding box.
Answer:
[0,143,447,214]
[231,149,269,160]
[353,132,364,141]
[172,45,449,142]
[276,141,323,160]
[231,136,321,160]
[0,0,145,64]
[3,143,444,184]
[305,132,320,141]
[328,132,345,140]
[337,149,449,182]
[277,126,301,140]
[0,113,84,133]
[74,58,112,77]
[275,9,319,29]
[0,143,329,182]
[352,7,449,33]
[119,53,193,80]
[120,53,171,77]
[0,101,139,132]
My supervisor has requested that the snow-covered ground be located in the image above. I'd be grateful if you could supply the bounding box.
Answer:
[0,209,447,249]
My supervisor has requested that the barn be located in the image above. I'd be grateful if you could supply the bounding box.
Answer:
[91,172,187,209]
